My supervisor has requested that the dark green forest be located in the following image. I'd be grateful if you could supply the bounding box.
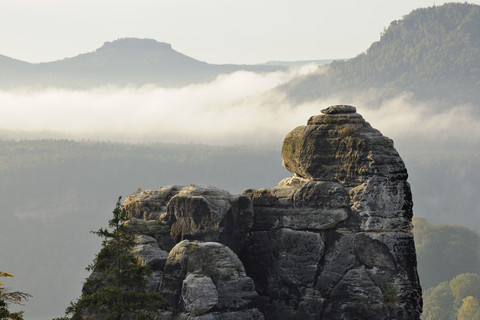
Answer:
[282,3,480,108]
[414,218,480,319]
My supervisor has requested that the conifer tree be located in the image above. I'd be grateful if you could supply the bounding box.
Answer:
[63,197,164,320]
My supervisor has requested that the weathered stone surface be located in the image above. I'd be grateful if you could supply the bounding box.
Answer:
[281,106,407,186]
[349,177,413,231]
[126,218,176,252]
[354,233,396,271]
[243,229,324,297]
[125,184,254,255]
[162,185,254,254]
[150,309,265,320]
[161,240,258,313]
[132,235,169,292]
[186,309,265,320]
[315,231,356,293]
[124,185,184,220]
[133,235,169,270]
[324,268,387,320]
[321,104,357,114]
[182,274,218,316]
[244,180,350,231]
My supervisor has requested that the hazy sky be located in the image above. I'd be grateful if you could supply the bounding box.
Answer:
[2,0,479,64]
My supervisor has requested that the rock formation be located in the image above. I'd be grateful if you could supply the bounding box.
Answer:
[83,105,422,319]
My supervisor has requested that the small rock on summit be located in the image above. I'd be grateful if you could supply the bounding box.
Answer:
[321,104,357,114]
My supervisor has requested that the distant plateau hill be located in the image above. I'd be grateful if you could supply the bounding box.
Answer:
[0,38,288,88]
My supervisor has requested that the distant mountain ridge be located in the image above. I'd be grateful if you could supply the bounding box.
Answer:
[281,2,480,107]
[263,59,334,66]
[0,38,287,88]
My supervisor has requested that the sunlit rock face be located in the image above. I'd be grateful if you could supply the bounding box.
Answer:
[123,185,263,319]
[242,105,422,319]
[84,105,422,320]
[124,184,254,255]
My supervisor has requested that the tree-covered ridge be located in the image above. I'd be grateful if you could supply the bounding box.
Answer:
[0,139,286,190]
[422,273,480,320]
[413,217,480,319]
[282,2,480,107]
[413,217,480,290]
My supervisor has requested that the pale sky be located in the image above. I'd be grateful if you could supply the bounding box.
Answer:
[1,1,479,64]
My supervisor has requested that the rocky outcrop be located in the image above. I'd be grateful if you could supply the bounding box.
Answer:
[161,241,259,316]
[122,185,262,319]
[242,105,421,319]
[84,105,422,319]
[124,184,254,255]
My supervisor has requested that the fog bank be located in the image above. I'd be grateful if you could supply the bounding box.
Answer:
[1,66,478,155]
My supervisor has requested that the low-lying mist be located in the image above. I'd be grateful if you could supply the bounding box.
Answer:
[0,65,316,144]
[1,65,478,155]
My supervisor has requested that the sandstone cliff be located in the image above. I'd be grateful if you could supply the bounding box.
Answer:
[86,105,422,319]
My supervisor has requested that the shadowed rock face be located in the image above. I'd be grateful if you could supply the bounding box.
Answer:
[82,105,422,320]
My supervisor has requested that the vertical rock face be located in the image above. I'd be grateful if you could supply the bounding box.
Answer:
[83,105,422,319]
[242,105,422,319]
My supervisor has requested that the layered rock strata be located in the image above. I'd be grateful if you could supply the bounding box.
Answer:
[84,105,422,319]
[124,185,262,319]
[241,105,421,319]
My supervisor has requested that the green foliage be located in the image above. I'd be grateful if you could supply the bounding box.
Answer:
[382,282,400,305]
[422,281,455,320]
[67,285,163,320]
[413,217,480,290]
[458,296,480,320]
[283,2,480,107]
[63,197,164,319]
[415,218,480,318]
[449,273,480,309]
[422,273,480,320]
[0,272,31,320]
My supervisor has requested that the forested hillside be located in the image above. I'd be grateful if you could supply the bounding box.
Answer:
[414,217,480,319]
[282,3,480,107]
